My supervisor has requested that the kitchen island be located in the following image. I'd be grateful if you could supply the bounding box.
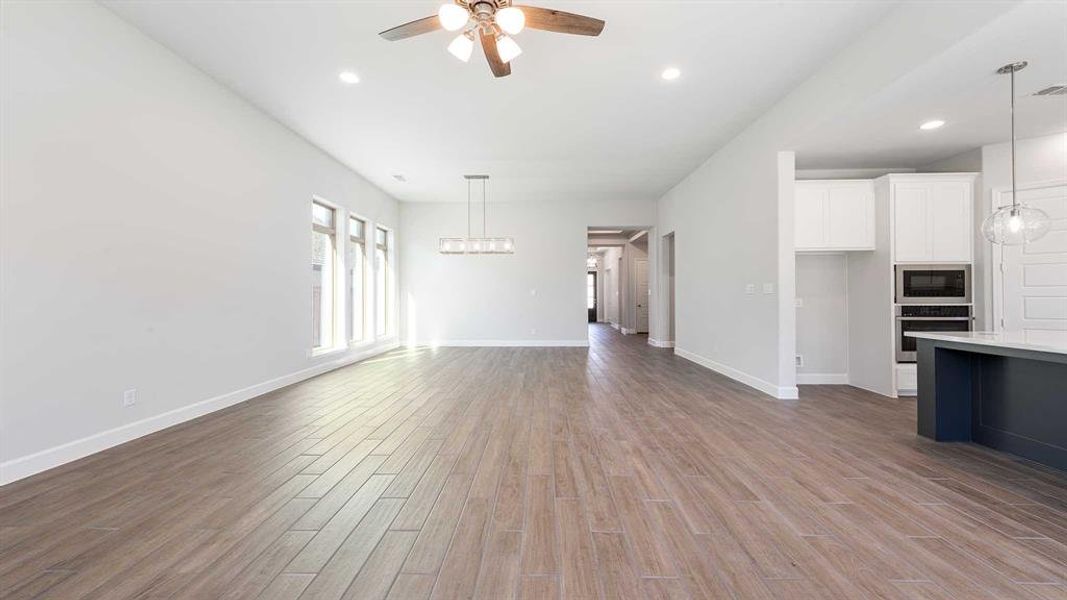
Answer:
[907,331,1067,471]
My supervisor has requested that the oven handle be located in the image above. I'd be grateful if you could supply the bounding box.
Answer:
[895,317,973,321]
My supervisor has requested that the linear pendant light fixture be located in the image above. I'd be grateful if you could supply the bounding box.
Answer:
[439,175,515,254]
[980,61,1052,246]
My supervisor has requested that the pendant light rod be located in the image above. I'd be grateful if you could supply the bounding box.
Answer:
[996,61,1027,212]
[1011,64,1016,211]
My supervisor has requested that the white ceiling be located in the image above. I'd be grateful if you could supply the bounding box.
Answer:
[796,1,1067,168]
[102,0,896,203]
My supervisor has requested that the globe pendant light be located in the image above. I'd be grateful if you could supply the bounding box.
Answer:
[981,61,1051,246]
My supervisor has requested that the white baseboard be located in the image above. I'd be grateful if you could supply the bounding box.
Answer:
[847,379,898,399]
[797,373,849,385]
[674,347,798,400]
[408,340,589,348]
[648,338,675,348]
[610,322,620,330]
[621,327,637,335]
[0,341,399,486]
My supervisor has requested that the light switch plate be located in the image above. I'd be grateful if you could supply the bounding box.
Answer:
[763,283,775,294]
[795,297,804,308]
[745,284,756,295]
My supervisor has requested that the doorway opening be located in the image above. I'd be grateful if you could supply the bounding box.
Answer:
[587,227,651,339]
[586,270,597,323]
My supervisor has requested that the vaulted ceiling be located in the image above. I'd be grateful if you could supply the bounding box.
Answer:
[102,1,1065,203]
[102,1,894,203]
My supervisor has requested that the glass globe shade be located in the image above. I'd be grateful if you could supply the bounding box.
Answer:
[496,35,522,63]
[447,33,474,62]
[981,204,1051,246]
[495,7,525,35]
[438,3,469,31]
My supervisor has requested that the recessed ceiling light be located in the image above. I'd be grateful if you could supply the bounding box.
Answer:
[338,71,360,85]
[919,119,945,130]
[392,174,407,183]
[661,67,681,81]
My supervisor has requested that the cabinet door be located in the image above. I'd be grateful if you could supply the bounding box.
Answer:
[795,185,827,250]
[930,181,972,262]
[894,184,930,262]
[826,183,874,249]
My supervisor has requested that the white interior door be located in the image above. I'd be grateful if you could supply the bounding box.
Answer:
[635,259,649,333]
[993,182,1067,345]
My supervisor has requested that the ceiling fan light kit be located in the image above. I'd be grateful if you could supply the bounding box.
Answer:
[380,1,605,78]
[440,175,515,255]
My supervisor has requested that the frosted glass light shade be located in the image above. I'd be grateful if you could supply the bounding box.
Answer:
[495,7,525,35]
[439,238,467,254]
[438,3,469,31]
[981,204,1051,246]
[447,33,474,62]
[483,237,515,254]
[496,35,522,63]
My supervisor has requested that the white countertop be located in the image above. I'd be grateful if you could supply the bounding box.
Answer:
[905,331,1067,356]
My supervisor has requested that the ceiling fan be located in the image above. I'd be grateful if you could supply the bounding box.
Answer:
[379,1,605,78]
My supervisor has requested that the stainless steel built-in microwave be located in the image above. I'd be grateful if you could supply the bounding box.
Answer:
[895,264,972,305]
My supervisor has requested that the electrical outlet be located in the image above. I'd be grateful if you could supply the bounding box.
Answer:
[745,284,756,295]
[795,355,804,367]
[795,297,804,308]
[763,283,775,294]
[530,328,537,335]
[123,389,137,407]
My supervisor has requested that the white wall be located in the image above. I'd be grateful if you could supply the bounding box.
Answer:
[399,200,654,345]
[795,254,849,383]
[602,246,623,326]
[655,2,1012,400]
[620,236,649,334]
[0,1,399,483]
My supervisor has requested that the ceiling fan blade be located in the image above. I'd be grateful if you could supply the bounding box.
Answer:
[515,6,604,36]
[379,16,440,41]
[480,30,511,78]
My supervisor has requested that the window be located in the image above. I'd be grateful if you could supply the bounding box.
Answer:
[312,201,337,350]
[587,273,596,310]
[375,226,392,337]
[348,216,367,343]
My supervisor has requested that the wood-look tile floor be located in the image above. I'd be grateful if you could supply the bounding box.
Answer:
[2,324,1066,599]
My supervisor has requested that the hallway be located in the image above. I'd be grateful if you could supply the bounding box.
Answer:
[1,326,1065,598]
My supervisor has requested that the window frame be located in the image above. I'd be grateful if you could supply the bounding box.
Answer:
[347,214,369,345]
[374,224,395,339]
[311,197,342,355]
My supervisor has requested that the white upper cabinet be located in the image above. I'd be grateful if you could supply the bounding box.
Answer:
[929,181,973,262]
[795,185,827,249]
[795,180,874,251]
[891,176,974,263]
[893,184,931,262]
